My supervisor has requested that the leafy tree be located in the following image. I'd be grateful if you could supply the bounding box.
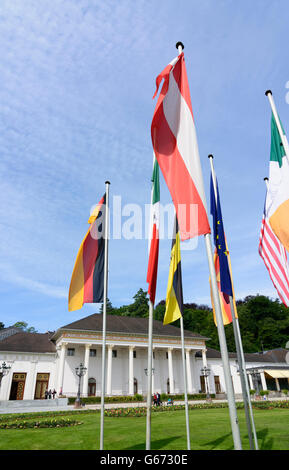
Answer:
[0,322,4,330]
[99,299,115,315]
[12,321,37,333]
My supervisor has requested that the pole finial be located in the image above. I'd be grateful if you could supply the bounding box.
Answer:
[265,90,272,96]
[208,154,214,159]
[176,41,184,51]
[105,181,111,185]
[264,177,269,181]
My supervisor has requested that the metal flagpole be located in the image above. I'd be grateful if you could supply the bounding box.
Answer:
[265,90,289,157]
[235,316,259,450]
[146,299,154,450]
[203,233,242,449]
[209,155,258,450]
[175,40,242,450]
[100,181,110,450]
[180,315,191,450]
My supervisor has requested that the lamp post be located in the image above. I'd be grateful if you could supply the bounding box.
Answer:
[74,363,87,408]
[201,366,211,400]
[0,362,11,390]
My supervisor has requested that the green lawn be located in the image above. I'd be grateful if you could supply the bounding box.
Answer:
[0,408,288,450]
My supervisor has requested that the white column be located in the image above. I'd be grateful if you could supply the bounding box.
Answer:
[129,346,134,395]
[202,348,210,394]
[152,349,155,393]
[27,361,37,399]
[185,349,193,394]
[260,372,267,391]
[83,344,91,397]
[248,373,254,390]
[275,378,280,391]
[57,342,67,395]
[106,345,113,395]
[168,348,174,394]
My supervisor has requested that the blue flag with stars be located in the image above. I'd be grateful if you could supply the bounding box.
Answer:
[210,175,233,297]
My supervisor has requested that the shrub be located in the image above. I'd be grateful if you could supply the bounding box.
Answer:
[249,389,256,395]
[281,389,288,395]
[260,390,270,396]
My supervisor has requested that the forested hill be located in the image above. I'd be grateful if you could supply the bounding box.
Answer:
[101,289,289,353]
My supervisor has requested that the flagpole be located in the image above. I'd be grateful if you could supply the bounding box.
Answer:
[209,155,258,450]
[100,180,110,451]
[180,315,191,450]
[146,299,154,450]
[175,41,242,450]
[265,90,289,156]
[203,233,242,450]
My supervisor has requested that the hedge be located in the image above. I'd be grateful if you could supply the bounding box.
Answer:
[67,393,215,405]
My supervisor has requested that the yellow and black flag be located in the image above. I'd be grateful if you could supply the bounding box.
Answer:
[163,216,183,325]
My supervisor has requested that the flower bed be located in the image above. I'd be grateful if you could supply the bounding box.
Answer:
[0,417,83,429]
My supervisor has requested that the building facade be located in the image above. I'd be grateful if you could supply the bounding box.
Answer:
[0,313,288,401]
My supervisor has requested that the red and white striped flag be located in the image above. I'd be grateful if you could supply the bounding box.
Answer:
[259,210,289,307]
[151,52,210,241]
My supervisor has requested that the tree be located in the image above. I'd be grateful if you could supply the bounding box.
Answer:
[99,299,114,315]
[0,322,4,330]
[11,321,37,333]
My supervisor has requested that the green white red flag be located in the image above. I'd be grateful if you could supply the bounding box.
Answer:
[146,157,160,304]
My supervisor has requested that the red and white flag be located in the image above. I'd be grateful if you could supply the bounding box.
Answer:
[151,52,210,241]
[259,210,289,307]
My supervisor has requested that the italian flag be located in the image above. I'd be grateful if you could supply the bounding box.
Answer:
[146,157,160,304]
[266,113,289,252]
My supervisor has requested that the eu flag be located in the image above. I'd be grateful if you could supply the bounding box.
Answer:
[210,175,233,297]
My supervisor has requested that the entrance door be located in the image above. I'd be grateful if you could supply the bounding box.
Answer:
[200,376,206,393]
[214,376,221,393]
[88,378,96,396]
[9,373,27,400]
[34,373,50,399]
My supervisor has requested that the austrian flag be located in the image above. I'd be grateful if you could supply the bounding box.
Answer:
[151,52,210,241]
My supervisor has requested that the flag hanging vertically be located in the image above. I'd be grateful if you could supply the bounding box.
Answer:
[266,113,289,251]
[163,216,183,325]
[209,175,237,325]
[259,200,289,307]
[147,157,160,304]
[68,194,106,311]
[151,52,210,241]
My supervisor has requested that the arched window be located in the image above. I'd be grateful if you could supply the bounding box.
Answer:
[88,378,96,397]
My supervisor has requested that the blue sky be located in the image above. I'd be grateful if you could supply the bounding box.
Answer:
[0,0,289,332]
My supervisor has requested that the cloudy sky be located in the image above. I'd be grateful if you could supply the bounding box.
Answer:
[0,0,289,332]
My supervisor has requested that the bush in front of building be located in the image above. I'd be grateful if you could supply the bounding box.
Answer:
[259,390,270,397]
[67,393,216,405]
[159,393,215,402]
[67,394,144,405]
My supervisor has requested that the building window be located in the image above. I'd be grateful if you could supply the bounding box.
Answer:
[133,351,136,359]
[67,348,75,356]
[89,349,96,357]
[166,352,168,359]
[112,350,117,358]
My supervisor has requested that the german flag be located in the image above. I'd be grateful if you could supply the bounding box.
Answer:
[68,194,106,311]
[163,216,183,325]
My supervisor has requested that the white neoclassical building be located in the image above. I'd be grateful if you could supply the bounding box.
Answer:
[0,313,288,401]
